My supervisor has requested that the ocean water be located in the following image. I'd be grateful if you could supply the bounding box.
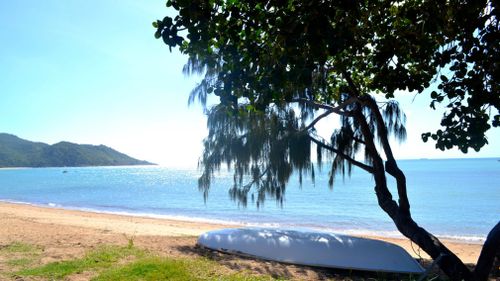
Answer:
[0,158,498,243]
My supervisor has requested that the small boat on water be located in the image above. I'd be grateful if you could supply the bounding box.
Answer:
[197,227,425,274]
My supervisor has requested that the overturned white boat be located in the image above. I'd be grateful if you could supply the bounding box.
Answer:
[197,227,424,274]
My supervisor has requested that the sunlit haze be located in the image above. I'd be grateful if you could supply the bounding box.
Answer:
[1,1,498,167]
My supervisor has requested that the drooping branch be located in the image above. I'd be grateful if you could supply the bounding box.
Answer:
[300,97,359,132]
[303,109,336,131]
[308,134,374,173]
[241,166,270,191]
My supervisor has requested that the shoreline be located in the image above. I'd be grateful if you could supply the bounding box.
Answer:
[0,201,483,264]
[0,199,486,244]
[0,199,245,228]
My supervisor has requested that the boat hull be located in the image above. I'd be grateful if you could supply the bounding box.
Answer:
[197,227,424,274]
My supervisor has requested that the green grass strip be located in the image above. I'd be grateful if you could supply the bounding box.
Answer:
[6,258,35,267]
[0,242,42,254]
[17,245,144,279]
[16,244,280,280]
[92,256,278,281]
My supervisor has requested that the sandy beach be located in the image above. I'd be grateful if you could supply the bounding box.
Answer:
[0,202,484,279]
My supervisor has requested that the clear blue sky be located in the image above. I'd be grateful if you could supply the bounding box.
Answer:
[1,1,498,167]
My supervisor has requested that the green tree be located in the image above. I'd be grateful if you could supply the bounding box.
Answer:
[155,0,499,279]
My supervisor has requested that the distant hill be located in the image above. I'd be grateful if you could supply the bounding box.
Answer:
[0,133,154,168]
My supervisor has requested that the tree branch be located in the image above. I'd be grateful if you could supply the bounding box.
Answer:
[341,69,411,215]
[303,109,335,131]
[308,134,374,173]
[363,96,411,215]
[351,135,366,145]
[342,70,362,97]
[242,166,270,191]
[291,97,356,116]
[352,102,400,217]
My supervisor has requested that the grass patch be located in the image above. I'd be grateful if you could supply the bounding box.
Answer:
[0,241,43,272]
[0,241,42,254]
[6,258,34,267]
[16,245,144,279]
[15,243,279,281]
[92,256,279,281]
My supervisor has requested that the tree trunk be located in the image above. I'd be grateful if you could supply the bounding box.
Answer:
[353,101,474,280]
[390,209,473,280]
[373,156,500,280]
[349,89,498,280]
[371,171,473,280]
[474,221,500,280]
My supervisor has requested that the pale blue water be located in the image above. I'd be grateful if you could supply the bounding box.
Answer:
[0,158,498,242]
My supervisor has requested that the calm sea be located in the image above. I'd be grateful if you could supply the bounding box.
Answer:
[0,158,498,242]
